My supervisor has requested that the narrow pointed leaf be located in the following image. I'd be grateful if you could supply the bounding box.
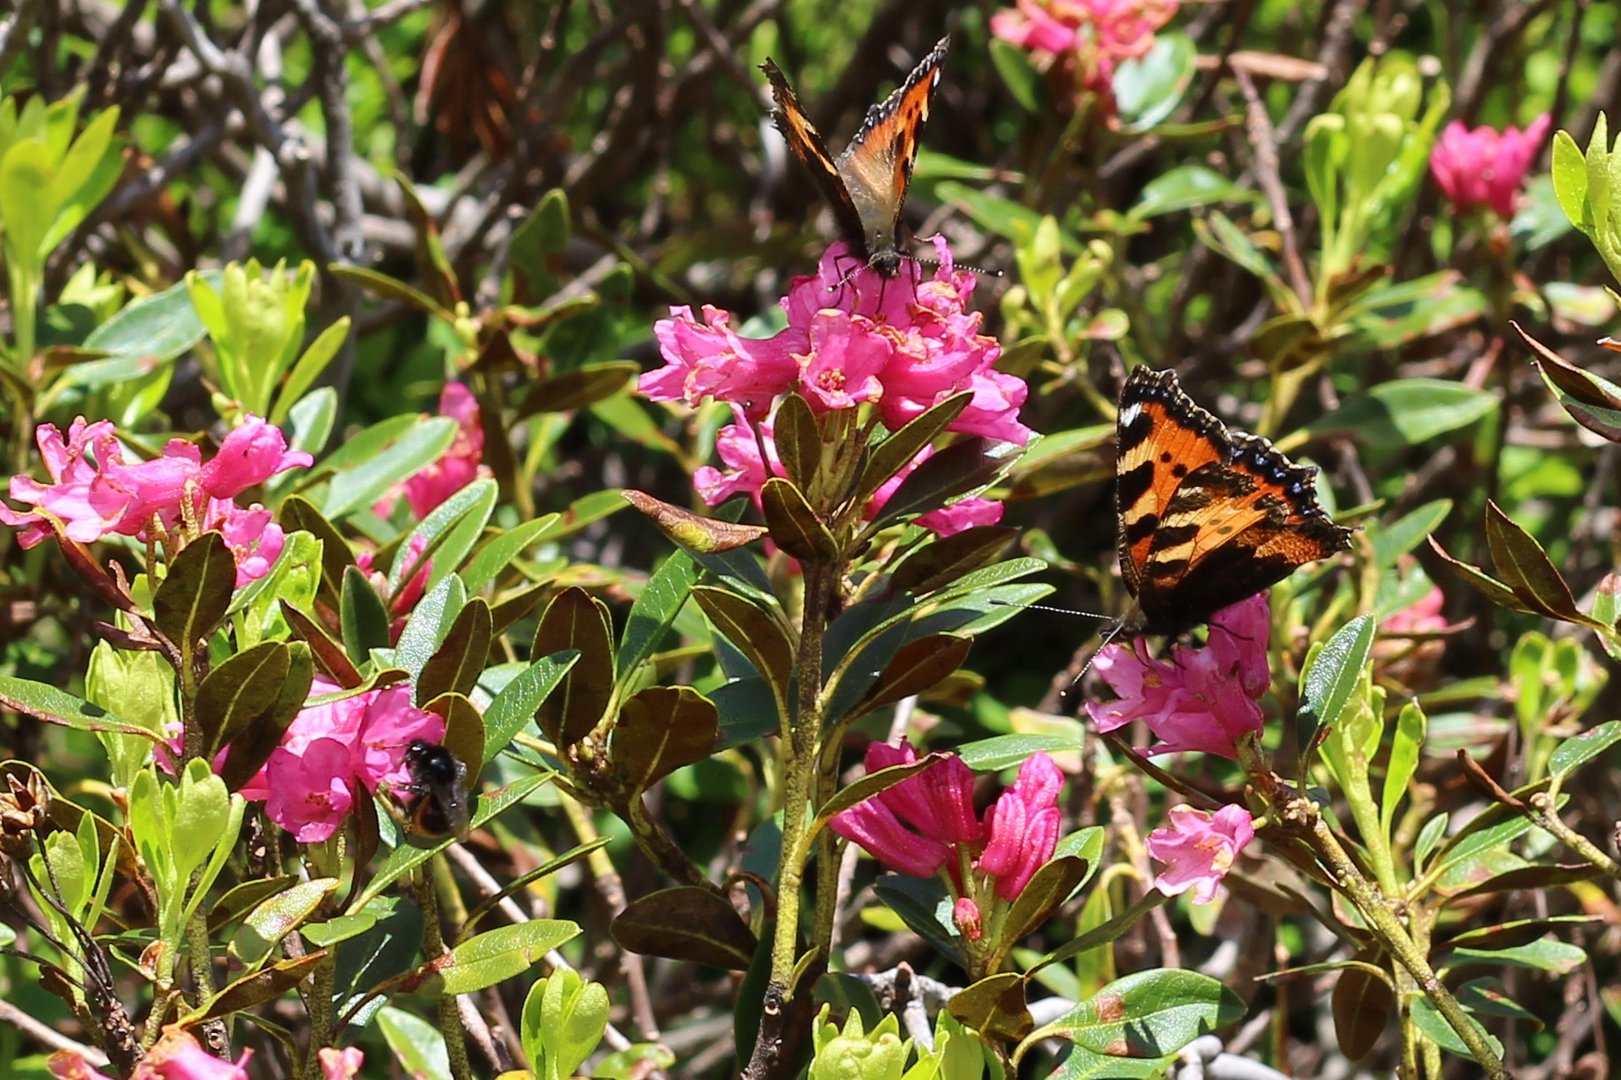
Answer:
[418,599,493,702]
[760,478,838,560]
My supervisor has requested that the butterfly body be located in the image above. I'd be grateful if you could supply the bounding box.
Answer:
[1115,367,1353,637]
[761,36,949,277]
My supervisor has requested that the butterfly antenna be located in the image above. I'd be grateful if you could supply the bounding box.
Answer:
[910,253,1005,279]
[1060,618,1129,704]
[989,599,1111,619]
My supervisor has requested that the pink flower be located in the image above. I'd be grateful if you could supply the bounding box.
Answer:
[50,1028,253,1079]
[198,415,313,498]
[646,239,1027,536]
[0,416,310,587]
[0,418,135,546]
[976,753,1064,900]
[237,676,444,841]
[1429,115,1552,218]
[693,407,781,511]
[317,1048,365,1080]
[953,896,984,942]
[642,305,800,420]
[1086,595,1270,758]
[992,0,1178,103]
[798,312,888,411]
[215,503,285,586]
[400,384,490,518]
[833,741,1067,906]
[263,738,357,844]
[830,741,978,877]
[1147,803,1255,904]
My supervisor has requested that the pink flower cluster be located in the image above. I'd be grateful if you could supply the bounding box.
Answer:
[1087,594,1271,758]
[385,383,489,519]
[0,415,311,587]
[238,676,444,843]
[49,1030,362,1080]
[832,741,1063,938]
[1146,803,1254,905]
[992,0,1178,101]
[1429,114,1551,219]
[640,241,1029,535]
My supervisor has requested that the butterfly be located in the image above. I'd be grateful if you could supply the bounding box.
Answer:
[761,35,949,277]
[1114,367,1354,637]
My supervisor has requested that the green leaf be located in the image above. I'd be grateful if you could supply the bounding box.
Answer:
[1302,379,1497,449]
[522,970,609,1080]
[395,478,499,597]
[194,641,291,759]
[1551,129,1589,231]
[231,878,339,968]
[392,575,468,688]
[427,920,581,997]
[1482,500,1606,628]
[989,37,1043,112]
[1131,164,1257,219]
[1018,968,1245,1063]
[1113,33,1196,133]
[998,856,1088,955]
[609,686,718,793]
[377,1006,452,1080]
[958,733,1079,771]
[1409,994,1504,1063]
[616,551,698,684]
[1297,616,1375,756]
[460,515,559,593]
[340,565,393,665]
[760,477,838,560]
[418,599,493,703]
[1549,720,1621,779]
[531,588,615,747]
[481,652,581,764]
[153,532,237,648]
[1381,701,1425,842]
[0,676,144,739]
[868,438,1021,531]
[64,273,218,389]
[853,392,973,507]
[692,586,795,695]
[772,393,821,490]
[318,416,456,520]
[1371,500,1452,568]
[274,317,348,426]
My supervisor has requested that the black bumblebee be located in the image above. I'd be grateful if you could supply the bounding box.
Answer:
[395,740,472,843]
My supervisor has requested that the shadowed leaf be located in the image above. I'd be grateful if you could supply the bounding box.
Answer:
[612,888,756,970]
[531,588,614,747]
[610,686,718,793]
[761,478,838,560]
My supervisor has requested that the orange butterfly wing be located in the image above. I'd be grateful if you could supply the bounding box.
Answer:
[762,36,948,276]
[1115,367,1353,635]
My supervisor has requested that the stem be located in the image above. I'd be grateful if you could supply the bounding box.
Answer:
[412,872,474,1080]
[743,558,836,1079]
[1273,788,1508,1078]
[1526,791,1621,882]
[300,950,338,1080]
[770,559,832,975]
